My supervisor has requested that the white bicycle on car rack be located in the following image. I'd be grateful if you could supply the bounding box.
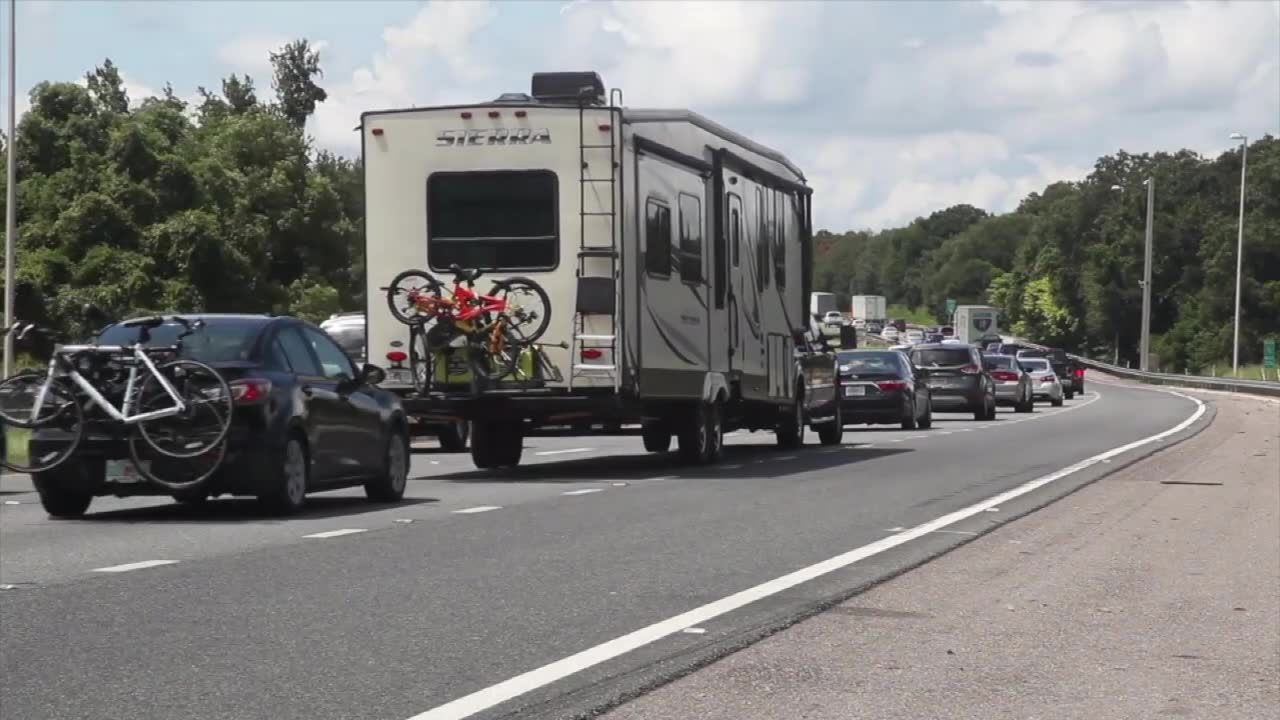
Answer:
[0,315,235,489]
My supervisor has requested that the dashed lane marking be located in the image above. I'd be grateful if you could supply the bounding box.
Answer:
[302,528,368,539]
[535,448,594,457]
[453,506,502,514]
[92,560,178,574]
[562,489,604,496]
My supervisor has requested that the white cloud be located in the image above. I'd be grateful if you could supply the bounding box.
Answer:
[296,0,1279,229]
[216,33,291,77]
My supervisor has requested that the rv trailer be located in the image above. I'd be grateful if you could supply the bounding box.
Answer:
[362,72,840,469]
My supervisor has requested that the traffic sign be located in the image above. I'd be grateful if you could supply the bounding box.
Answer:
[1264,338,1277,369]
[945,298,957,316]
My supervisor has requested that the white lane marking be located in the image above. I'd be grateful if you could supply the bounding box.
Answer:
[562,488,604,496]
[453,506,502,514]
[681,627,707,635]
[92,560,178,574]
[721,464,744,470]
[404,390,1204,720]
[985,508,1001,513]
[643,476,675,482]
[611,482,629,487]
[884,527,906,532]
[3,500,19,505]
[938,431,953,435]
[303,528,368,539]
[955,428,973,433]
[776,455,798,461]
[536,448,593,457]
[933,529,978,536]
[906,435,925,440]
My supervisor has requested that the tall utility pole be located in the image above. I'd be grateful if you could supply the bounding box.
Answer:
[3,0,16,378]
[1229,133,1248,376]
[1140,177,1153,372]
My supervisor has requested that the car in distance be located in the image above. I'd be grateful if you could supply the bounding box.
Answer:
[903,328,925,346]
[1017,357,1064,406]
[940,325,955,338]
[881,326,900,342]
[1017,347,1083,399]
[320,311,367,366]
[982,354,1034,413]
[836,349,932,429]
[909,343,996,420]
[821,311,847,331]
[29,314,411,518]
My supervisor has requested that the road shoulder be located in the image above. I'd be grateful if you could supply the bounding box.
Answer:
[603,389,1280,720]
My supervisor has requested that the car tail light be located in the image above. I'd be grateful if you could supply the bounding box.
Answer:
[991,370,1019,382]
[1042,375,1057,383]
[386,350,408,366]
[230,378,271,405]
[1075,367,1085,378]
[960,364,981,375]
[581,348,603,360]
[877,380,908,391]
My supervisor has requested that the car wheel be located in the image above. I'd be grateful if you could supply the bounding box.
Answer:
[1065,389,1075,400]
[1051,395,1064,407]
[642,422,672,453]
[817,403,844,445]
[776,387,804,449]
[900,398,917,430]
[33,460,97,519]
[471,421,522,469]
[917,397,933,429]
[366,427,409,502]
[437,420,469,452]
[259,434,308,515]
[1016,387,1034,413]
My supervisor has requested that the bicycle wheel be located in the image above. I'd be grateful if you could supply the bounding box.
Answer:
[386,269,447,326]
[135,359,234,459]
[487,277,552,344]
[466,328,524,383]
[408,324,432,394]
[128,431,227,491]
[0,374,85,474]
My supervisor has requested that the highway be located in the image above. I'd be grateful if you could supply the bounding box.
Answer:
[0,379,1209,720]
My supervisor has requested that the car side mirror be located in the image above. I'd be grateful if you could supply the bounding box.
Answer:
[361,363,387,386]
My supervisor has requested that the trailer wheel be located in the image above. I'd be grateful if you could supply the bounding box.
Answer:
[470,421,517,470]
[437,420,469,452]
[704,401,724,464]
[641,422,671,453]
[776,385,805,449]
[676,404,711,464]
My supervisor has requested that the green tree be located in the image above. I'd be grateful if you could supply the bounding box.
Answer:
[270,39,328,130]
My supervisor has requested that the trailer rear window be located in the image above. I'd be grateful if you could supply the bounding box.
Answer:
[426,170,558,271]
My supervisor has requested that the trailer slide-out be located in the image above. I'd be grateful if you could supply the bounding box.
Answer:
[362,71,840,469]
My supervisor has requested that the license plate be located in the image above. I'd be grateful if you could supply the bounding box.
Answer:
[385,368,413,386]
[106,459,148,484]
[845,386,866,397]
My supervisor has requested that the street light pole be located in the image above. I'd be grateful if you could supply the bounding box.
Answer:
[1140,177,1153,372]
[1229,133,1248,376]
[3,0,16,378]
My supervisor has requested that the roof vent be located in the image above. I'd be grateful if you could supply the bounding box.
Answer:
[493,92,534,104]
[531,71,605,106]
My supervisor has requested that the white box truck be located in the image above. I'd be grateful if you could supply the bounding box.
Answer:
[809,292,838,317]
[849,295,885,324]
[953,305,1000,345]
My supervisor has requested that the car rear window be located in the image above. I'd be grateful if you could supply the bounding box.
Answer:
[323,324,365,358]
[1020,358,1051,372]
[983,355,1014,370]
[97,319,261,363]
[837,351,902,373]
[912,348,974,367]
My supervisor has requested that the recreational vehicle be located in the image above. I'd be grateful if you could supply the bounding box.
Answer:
[362,72,840,469]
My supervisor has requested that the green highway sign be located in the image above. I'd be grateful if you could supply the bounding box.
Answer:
[945,298,957,316]
[1264,338,1277,369]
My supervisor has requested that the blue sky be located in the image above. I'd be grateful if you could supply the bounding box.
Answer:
[4,0,1278,231]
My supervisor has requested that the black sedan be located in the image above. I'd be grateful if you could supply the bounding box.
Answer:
[29,314,411,517]
[909,343,996,421]
[835,349,932,429]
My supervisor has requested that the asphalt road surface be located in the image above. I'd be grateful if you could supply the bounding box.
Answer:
[0,379,1208,720]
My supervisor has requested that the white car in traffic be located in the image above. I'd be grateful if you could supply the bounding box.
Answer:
[1018,357,1064,406]
[903,329,924,345]
[881,326,900,342]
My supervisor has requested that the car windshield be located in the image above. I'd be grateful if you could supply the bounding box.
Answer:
[97,318,260,363]
[912,348,973,367]
[324,324,365,358]
[837,351,902,373]
[1020,358,1051,372]
[983,355,1015,370]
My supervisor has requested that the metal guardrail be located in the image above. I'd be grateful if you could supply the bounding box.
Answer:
[1069,355,1280,398]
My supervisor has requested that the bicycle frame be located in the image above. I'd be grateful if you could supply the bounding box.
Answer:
[29,343,188,425]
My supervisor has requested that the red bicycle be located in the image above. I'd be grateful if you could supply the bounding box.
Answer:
[384,265,551,385]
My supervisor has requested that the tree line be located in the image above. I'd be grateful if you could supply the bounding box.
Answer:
[1,40,1275,372]
[814,138,1279,371]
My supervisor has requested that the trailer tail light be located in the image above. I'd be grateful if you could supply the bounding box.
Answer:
[580,348,603,360]
[460,111,472,119]
[230,378,272,405]
[386,350,408,366]
[488,111,500,118]
[371,128,384,136]
[960,364,981,375]
[877,380,908,391]
[991,370,1019,382]
[514,110,527,118]
[598,123,612,132]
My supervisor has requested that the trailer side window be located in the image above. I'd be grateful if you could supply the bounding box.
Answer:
[728,193,742,267]
[426,170,558,272]
[678,193,703,283]
[774,192,786,289]
[645,198,672,278]
[756,187,770,289]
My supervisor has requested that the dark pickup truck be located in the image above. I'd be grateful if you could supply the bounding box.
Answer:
[1017,347,1085,399]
